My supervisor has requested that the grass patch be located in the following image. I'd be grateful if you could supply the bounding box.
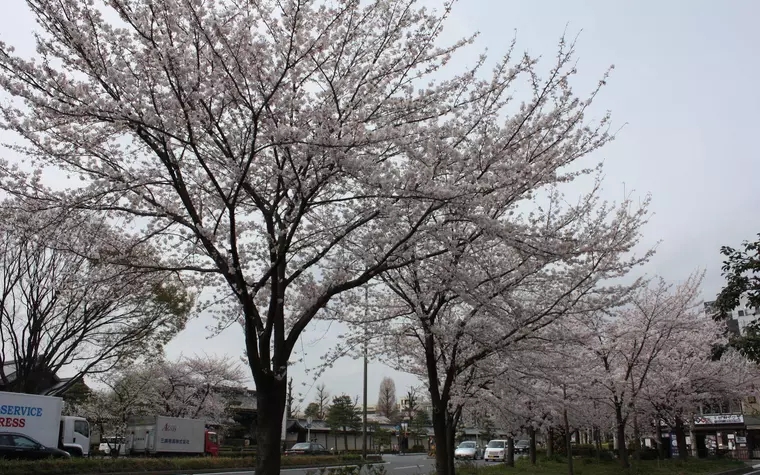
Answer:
[0,454,383,475]
[457,457,746,475]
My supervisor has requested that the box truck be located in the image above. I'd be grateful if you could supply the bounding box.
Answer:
[125,416,219,456]
[0,390,90,456]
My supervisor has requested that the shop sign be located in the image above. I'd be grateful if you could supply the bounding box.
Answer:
[693,414,744,425]
[737,436,747,444]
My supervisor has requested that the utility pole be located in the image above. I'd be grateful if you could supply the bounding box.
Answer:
[362,285,369,460]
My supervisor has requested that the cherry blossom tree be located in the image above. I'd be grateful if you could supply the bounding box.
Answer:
[73,354,245,449]
[477,325,608,475]
[144,355,246,422]
[343,176,650,475]
[584,272,706,467]
[71,368,156,455]
[641,338,753,460]
[0,1,628,471]
[0,203,190,393]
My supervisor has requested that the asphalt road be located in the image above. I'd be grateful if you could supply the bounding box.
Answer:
[181,453,527,475]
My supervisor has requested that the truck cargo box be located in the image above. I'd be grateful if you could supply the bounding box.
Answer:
[127,415,207,455]
[0,391,62,449]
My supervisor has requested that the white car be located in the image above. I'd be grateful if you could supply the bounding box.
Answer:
[454,441,482,460]
[98,437,126,456]
[484,439,507,462]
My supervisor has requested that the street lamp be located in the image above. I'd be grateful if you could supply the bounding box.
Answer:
[306,416,313,443]
[362,285,369,460]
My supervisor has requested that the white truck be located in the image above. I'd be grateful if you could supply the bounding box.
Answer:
[125,415,219,456]
[0,390,90,456]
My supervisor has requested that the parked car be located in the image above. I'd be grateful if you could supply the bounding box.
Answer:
[285,442,329,456]
[0,432,70,460]
[515,439,530,454]
[454,440,483,460]
[98,436,126,456]
[484,439,507,462]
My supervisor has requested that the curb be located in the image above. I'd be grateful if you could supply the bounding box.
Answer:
[82,462,388,475]
[76,461,385,475]
[710,467,757,475]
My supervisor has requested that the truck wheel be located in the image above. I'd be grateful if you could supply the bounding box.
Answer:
[66,447,84,457]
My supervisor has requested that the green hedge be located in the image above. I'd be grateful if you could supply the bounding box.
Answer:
[0,454,382,475]
[217,446,257,458]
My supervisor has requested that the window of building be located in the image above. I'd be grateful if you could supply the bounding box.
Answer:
[739,310,746,317]
[702,399,734,415]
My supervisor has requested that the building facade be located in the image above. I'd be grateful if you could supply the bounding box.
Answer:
[704,299,760,335]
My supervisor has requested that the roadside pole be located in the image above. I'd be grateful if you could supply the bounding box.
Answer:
[362,285,369,460]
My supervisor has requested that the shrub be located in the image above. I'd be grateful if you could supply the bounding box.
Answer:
[0,454,382,475]
[637,448,660,460]
[222,438,250,447]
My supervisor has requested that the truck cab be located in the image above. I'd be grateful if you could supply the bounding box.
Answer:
[59,416,90,457]
[205,430,219,456]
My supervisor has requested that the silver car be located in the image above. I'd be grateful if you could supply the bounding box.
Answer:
[454,440,483,460]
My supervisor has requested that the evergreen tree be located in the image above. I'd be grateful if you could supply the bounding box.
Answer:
[304,402,321,419]
[411,409,432,446]
[326,395,360,452]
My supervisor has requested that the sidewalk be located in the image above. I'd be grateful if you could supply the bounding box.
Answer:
[711,460,760,475]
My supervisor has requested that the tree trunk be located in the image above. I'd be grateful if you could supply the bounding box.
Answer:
[564,408,574,475]
[547,427,554,458]
[614,403,629,468]
[632,411,641,462]
[656,420,665,459]
[675,416,688,461]
[255,376,287,475]
[529,426,537,465]
[343,428,349,454]
[506,437,515,467]
[431,402,453,475]
[445,417,456,475]
[594,427,602,461]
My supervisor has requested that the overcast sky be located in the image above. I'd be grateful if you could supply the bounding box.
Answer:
[1,0,759,408]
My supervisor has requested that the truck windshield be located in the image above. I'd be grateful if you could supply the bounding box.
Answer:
[208,433,218,444]
[74,420,90,437]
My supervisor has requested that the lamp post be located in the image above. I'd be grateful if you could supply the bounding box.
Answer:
[400,422,408,455]
[362,285,369,460]
[306,416,313,443]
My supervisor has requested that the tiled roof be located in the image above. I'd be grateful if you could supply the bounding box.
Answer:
[225,388,257,411]
[0,360,18,383]
[0,360,71,395]
[43,378,75,396]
